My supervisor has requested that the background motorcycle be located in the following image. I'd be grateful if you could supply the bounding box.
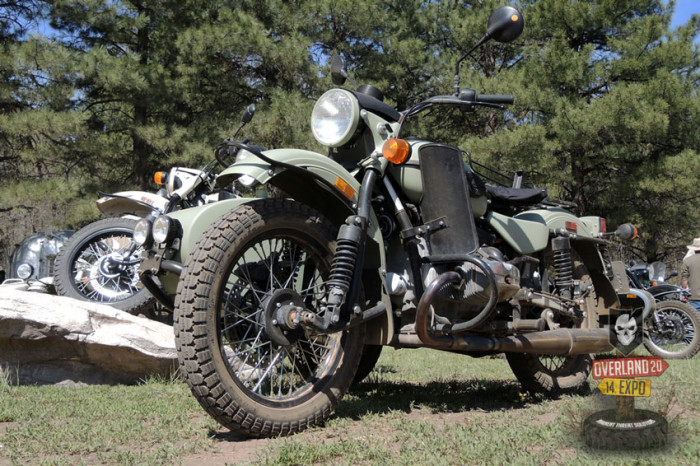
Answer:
[139,7,640,438]
[52,105,255,314]
[2,229,74,293]
[627,261,699,359]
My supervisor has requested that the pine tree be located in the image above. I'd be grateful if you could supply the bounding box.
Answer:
[462,0,699,261]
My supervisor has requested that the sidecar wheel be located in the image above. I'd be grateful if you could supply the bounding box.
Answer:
[174,199,364,438]
[506,256,596,396]
[53,217,154,314]
[643,300,700,359]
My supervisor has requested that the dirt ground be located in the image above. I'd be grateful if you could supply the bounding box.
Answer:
[177,404,568,465]
[174,400,692,465]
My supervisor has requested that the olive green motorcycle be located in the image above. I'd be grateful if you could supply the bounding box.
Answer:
[136,6,642,438]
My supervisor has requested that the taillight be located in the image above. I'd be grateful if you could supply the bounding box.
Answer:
[600,218,607,234]
[565,221,578,233]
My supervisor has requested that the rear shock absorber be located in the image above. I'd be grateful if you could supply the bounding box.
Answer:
[551,237,574,300]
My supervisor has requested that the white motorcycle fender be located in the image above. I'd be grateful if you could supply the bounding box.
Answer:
[96,191,169,217]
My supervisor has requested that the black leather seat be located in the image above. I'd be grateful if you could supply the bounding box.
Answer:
[486,184,548,212]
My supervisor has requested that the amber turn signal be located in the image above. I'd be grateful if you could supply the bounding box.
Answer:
[154,171,167,185]
[382,139,411,165]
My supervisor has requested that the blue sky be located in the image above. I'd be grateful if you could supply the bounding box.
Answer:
[670,0,699,28]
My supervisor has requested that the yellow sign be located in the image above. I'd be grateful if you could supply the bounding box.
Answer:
[597,378,651,397]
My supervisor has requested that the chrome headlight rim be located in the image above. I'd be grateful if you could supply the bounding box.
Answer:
[311,89,360,148]
[152,215,172,244]
[16,263,33,280]
[151,215,181,245]
[133,218,152,246]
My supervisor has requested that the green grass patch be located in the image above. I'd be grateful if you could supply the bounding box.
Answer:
[1,348,699,465]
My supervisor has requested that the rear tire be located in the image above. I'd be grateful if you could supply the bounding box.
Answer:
[644,300,700,359]
[352,345,383,385]
[53,217,154,314]
[174,199,364,438]
[507,254,596,396]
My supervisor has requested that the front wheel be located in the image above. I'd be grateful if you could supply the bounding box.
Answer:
[53,217,154,314]
[644,300,700,359]
[174,199,364,438]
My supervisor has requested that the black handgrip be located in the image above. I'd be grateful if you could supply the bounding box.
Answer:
[476,93,514,104]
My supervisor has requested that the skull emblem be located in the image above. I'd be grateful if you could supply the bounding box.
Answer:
[615,313,637,346]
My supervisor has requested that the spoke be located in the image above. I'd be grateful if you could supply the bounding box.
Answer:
[253,348,285,393]
[216,230,338,401]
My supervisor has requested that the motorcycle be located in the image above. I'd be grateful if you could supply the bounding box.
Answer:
[137,7,642,438]
[52,105,256,314]
[2,229,75,293]
[627,261,699,359]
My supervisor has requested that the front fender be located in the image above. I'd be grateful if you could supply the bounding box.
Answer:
[218,148,359,202]
[176,153,393,342]
[96,191,168,217]
[216,149,385,266]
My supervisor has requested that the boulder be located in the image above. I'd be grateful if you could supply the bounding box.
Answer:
[0,283,177,385]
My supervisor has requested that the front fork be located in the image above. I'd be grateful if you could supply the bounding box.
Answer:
[303,169,380,331]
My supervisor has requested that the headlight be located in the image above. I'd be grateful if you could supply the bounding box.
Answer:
[133,218,152,246]
[311,89,360,147]
[152,215,172,244]
[16,263,33,280]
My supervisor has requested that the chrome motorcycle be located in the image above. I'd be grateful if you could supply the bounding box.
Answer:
[52,105,255,313]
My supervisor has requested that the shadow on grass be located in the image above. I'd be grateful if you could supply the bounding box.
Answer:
[206,377,539,442]
[337,376,538,420]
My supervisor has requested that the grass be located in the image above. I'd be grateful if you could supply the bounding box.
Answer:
[1,348,699,465]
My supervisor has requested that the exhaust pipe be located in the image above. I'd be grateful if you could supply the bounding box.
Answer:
[415,271,613,355]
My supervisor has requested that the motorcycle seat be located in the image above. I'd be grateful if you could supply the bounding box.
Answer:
[485,184,548,207]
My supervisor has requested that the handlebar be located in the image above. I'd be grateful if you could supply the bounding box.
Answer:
[215,136,252,168]
[458,88,514,105]
[405,88,514,118]
[476,93,514,105]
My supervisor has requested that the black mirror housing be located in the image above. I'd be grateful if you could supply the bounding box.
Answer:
[242,104,256,124]
[487,6,524,43]
[615,223,638,241]
[330,55,347,85]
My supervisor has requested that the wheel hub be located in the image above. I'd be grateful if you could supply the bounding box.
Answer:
[86,253,134,299]
[97,253,125,277]
[262,289,305,346]
[657,314,685,344]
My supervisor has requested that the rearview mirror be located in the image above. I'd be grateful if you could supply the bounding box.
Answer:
[330,55,347,86]
[487,6,524,43]
[241,104,255,124]
[614,223,638,241]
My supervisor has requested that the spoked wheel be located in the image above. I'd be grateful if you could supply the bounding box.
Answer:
[644,300,700,359]
[174,199,364,438]
[506,251,596,396]
[53,217,154,314]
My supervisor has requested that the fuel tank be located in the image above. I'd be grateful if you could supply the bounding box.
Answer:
[387,139,488,217]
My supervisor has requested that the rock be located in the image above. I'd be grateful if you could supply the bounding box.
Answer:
[0,286,177,385]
